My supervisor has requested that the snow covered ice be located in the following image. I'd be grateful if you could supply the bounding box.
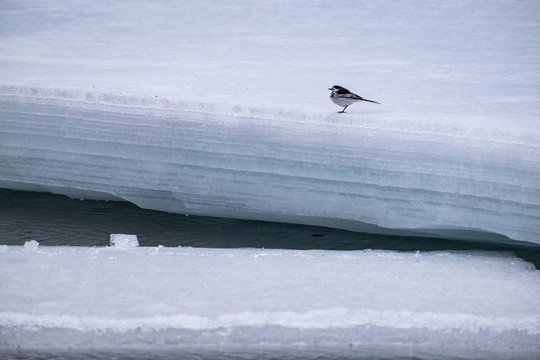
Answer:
[1,244,540,358]
[2,92,540,245]
[1,0,540,244]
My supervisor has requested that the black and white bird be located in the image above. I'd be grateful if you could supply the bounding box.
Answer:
[328,85,379,113]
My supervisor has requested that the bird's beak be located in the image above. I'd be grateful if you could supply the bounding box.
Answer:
[328,87,332,90]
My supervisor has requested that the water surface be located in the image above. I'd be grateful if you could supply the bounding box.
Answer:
[1,189,538,268]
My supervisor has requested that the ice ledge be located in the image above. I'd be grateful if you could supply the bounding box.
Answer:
[1,86,539,245]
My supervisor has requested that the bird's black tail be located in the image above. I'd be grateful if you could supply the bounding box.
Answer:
[362,98,380,104]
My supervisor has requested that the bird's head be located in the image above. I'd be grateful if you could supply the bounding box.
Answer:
[328,85,347,92]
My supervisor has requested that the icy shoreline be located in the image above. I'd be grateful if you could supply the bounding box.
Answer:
[1,86,539,244]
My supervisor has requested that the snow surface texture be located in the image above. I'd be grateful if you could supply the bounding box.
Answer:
[1,243,540,358]
[1,0,540,244]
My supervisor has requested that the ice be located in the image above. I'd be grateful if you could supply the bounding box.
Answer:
[1,0,540,245]
[1,245,539,357]
[23,240,39,251]
[1,3,539,357]
[110,234,139,248]
[1,87,538,244]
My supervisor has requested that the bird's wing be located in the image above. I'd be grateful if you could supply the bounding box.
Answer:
[343,93,380,104]
[343,93,364,100]
[335,86,351,93]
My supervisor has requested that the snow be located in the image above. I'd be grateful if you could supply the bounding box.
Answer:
[1,1,539,243]
[1,243,539,357]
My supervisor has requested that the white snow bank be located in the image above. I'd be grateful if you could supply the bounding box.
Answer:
[1,0,539,121]
[1,0,540,244]
[0,245,539,357]
[0,87,539,244]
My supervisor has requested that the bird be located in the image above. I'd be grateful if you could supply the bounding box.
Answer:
[328,85,379,113]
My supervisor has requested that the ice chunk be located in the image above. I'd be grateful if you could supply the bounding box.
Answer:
[109,234,139,248]
[23,240,39,251]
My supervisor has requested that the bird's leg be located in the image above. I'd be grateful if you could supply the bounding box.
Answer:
[338,105,348,113]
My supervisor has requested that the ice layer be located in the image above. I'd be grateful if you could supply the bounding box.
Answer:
[1,0,540,243]
[1,244,539,358]
[0,87,539,244]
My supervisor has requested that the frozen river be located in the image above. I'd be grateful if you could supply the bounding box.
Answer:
[1,0,540,358]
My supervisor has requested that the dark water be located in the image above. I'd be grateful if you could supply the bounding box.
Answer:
[0,349,474,360]
[1,188,539,268]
